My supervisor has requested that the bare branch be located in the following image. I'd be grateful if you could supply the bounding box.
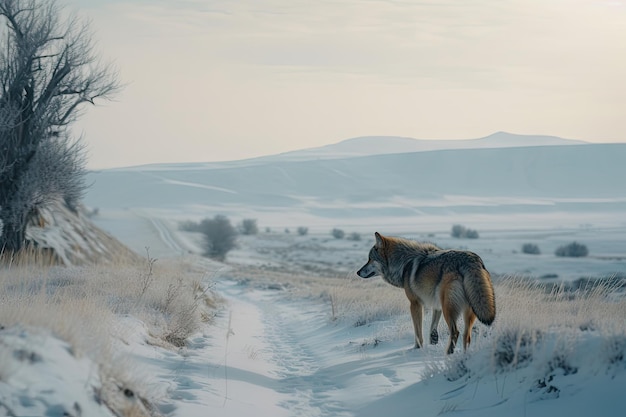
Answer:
[0,0,121,252]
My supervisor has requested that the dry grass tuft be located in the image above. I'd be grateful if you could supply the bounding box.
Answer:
[0,251,221,416]
[442,275,626,379]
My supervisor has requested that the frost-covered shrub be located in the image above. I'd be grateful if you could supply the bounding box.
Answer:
[239,218,258,235]
[297,227,309,236]
[199,215,237,260]
[555,242,588,257]
[347,232,361,241]
[492,328,542,371]
[522,243,541,255]
[451,224,479,239]
[331,228,345,239]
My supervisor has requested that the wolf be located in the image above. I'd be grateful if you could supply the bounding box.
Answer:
[357,232,496,354]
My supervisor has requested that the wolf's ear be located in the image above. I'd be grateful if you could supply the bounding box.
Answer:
[375,232,384,247]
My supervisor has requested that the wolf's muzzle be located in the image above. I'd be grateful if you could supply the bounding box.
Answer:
[357,264,376,278]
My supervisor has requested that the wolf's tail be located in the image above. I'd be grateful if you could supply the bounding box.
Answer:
[462,267,496,325]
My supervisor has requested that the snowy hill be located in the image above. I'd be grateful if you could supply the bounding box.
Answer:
[85,143,626,232]
[255,131,586,162]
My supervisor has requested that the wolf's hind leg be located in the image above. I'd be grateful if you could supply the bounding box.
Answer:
[443,311,460,354]
[409,299,424,348]
[441,279,462,354]
[430,309,442,345]
[463,308,477,350]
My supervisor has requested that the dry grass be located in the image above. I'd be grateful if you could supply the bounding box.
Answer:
[0,252,221,416]
[494,275,626,337]
[229,263,626,376]
[230,265,408,325]
[486,276,626,363]
[427,275,626,384]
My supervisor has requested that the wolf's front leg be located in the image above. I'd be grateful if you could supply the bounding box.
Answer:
[409,300,424,348]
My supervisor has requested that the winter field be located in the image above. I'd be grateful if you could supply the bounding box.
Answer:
[2,136,626,416]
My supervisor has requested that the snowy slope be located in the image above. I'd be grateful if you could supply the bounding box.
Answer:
[0,326,149,417]
[25,200,139,265]
[84,143,626,232]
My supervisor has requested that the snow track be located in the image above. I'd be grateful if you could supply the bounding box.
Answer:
[147,217,186,254]
[164,278,427,417]
[215,281,347,417]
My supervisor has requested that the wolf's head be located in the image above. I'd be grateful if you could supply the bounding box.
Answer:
[357,232,386,279]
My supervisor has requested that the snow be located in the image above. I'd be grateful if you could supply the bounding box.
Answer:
[58,215,623,417]
[84,142,626,237]
[102,258,626,417]
[4,135,626,416]
[0,327,117,417]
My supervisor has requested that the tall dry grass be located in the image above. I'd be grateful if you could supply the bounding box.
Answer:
[231,264,626,376]
[0,251,220,416]
[428,275,626,384]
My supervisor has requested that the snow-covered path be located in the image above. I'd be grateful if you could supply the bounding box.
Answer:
[215,280,342,417]
[128,276,429,417]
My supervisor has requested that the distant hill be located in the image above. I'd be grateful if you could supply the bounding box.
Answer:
[248,132,586,162]
[106,132,587,172]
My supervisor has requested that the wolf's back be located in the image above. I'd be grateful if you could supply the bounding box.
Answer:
[461,264,496,325]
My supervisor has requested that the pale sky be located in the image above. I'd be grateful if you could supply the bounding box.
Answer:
[67,0,626,169]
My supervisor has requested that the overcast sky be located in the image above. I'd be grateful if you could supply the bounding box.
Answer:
[67,0,626,169]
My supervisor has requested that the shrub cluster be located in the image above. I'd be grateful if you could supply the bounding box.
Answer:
[555,242,589,257]
[180,215,264,260]
[522,243,541,255]
[451,224,479,239]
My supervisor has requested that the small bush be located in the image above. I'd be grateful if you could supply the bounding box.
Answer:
[331,228,345,239]
[297,227,309,236]
[199,215,237,260]
[464,229,479,239]
[522,243,541,255]
[347,232,361,241]
[555,242,588,257]
[451,224,479,239]
[451,224,464,238]
[239,218,259,235]
[493,329,541,371]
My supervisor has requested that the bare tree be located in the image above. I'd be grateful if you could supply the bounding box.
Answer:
[0,0,119,252]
